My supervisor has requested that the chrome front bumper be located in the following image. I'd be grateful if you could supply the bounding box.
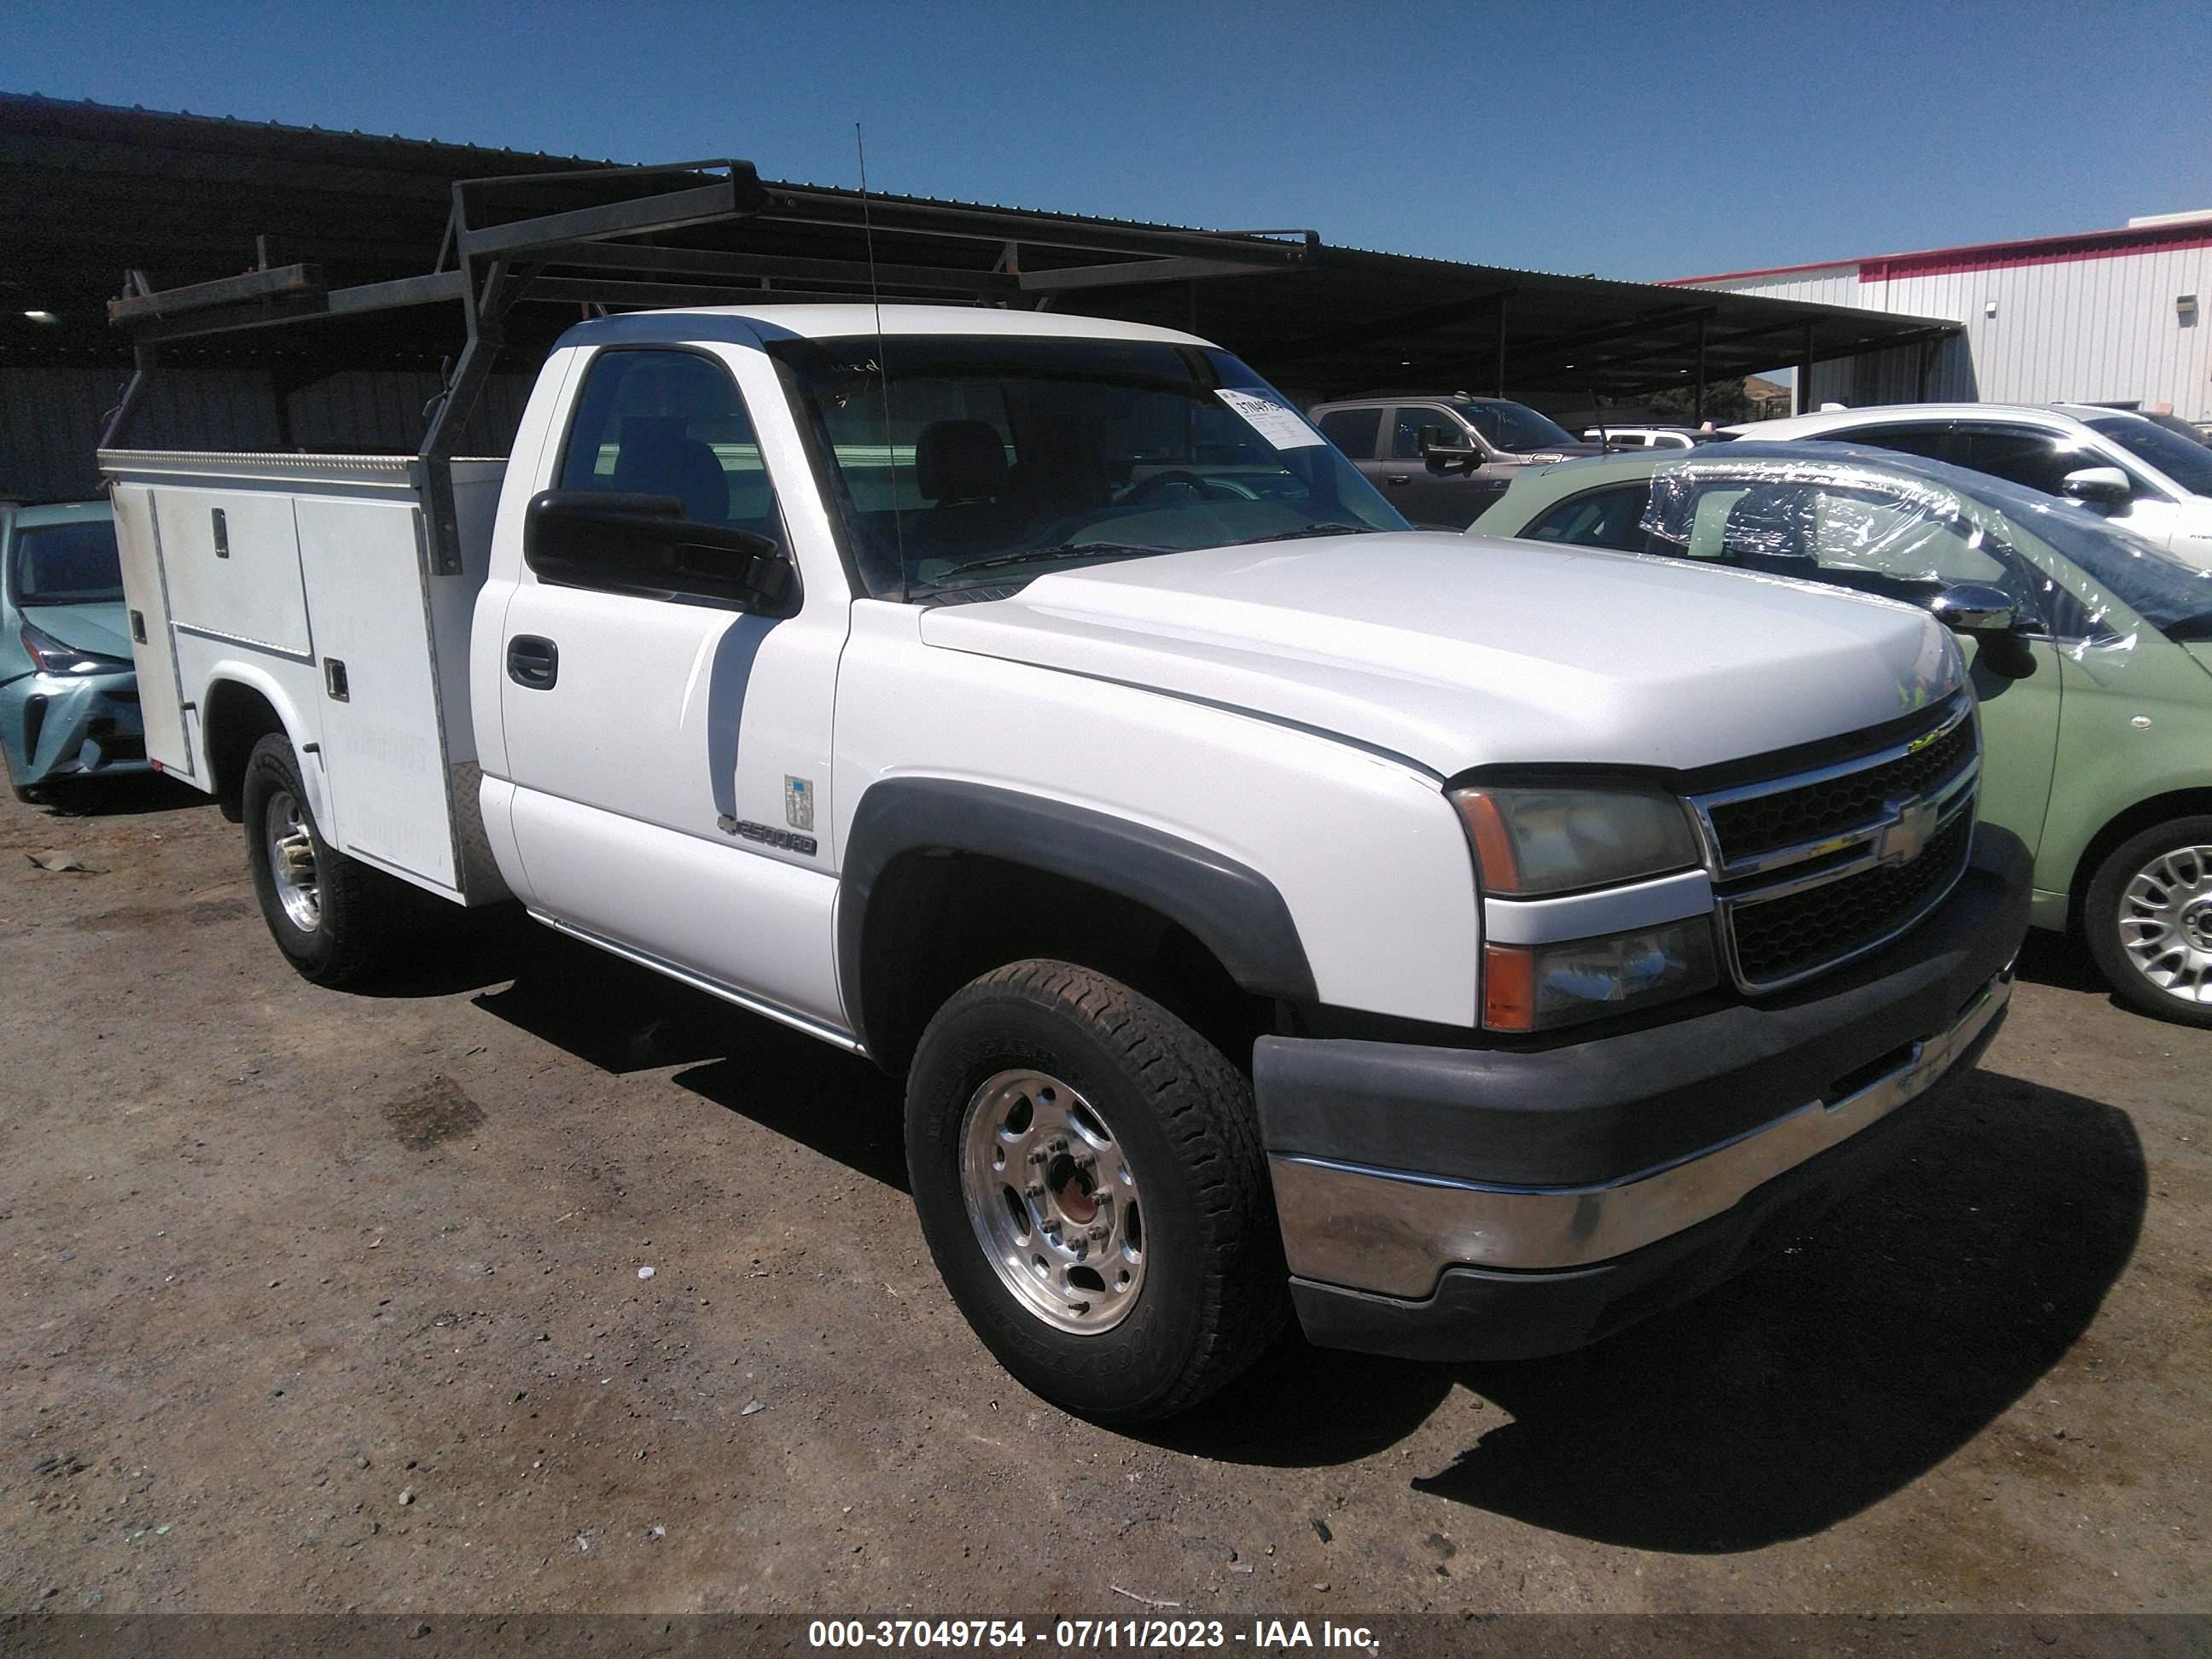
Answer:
[1271,963,2012,1300]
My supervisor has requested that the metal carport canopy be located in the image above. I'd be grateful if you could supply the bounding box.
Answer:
[1080,245,1963,404]
[3,93,1957,405]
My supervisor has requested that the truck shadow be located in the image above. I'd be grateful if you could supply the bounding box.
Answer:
[439,920,911,1189]
[2010,929,2109,996]
[23,772,213,818]
[383,919,2147,1551]
[1151,1069,2145,1554]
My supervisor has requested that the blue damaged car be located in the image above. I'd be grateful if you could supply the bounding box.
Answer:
[1,500,148,804]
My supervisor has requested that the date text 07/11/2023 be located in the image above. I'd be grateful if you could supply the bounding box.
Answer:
[806,1618,1382,1652]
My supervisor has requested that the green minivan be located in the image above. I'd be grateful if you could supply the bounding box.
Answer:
[1473,440,2212,1025]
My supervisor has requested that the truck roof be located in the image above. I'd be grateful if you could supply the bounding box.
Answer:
[561,303,1213,349]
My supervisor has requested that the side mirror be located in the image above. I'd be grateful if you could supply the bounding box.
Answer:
[2061,465,2132,510]
[1930,581,2034,679]
[1419,425,1476,468]
[524,491,791,609]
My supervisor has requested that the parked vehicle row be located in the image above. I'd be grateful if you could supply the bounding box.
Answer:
[59,164,2200,1418]
[1474,441,2212,1024]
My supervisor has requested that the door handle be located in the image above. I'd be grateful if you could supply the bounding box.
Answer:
[1384,474,1412,485]
[507,635,559,690]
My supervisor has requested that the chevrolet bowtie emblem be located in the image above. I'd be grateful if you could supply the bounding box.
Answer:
[1875,793,1936,865]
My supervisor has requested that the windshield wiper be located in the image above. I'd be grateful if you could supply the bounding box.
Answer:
[925,542,1175,582]
[1223,523,1370,547]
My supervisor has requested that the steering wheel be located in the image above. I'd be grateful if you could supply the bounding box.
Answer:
[1118,469,1231,505]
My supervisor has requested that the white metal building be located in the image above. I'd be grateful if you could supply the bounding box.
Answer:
[1667,210,2212,420]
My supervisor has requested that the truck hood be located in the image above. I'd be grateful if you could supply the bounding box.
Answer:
[18,602,133,662]
[918,533,1962,776]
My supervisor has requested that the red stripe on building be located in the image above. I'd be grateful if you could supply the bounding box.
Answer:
[1666,216,2212,288]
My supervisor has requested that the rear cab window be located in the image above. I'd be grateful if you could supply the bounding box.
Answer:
[1316,407,1382,460]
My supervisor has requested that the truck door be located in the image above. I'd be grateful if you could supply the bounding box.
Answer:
[1386,405,1506,529]
[496,342,851,1040]
[108,484,194,777]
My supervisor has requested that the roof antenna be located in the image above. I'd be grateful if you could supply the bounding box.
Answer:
[857,122,907,602]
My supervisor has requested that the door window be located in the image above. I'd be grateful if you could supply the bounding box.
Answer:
[1827,422,1959,466]
[1316,407,1382,460]
[1521,484,1651,552]
[1391,406,1459,461]
[1648,474,2052,621]
[557,348,783,541]
[1957,427,2113,498]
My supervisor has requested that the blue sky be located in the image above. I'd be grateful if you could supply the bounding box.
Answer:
[11,1,2209,282]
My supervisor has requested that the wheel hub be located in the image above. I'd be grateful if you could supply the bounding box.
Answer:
[959,1069,1144,1335]
[2184,898,2212,954]
[265,789,323,934]
[2118,842,2212,1005]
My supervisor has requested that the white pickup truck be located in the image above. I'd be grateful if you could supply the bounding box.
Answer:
[103,300,2031,1422]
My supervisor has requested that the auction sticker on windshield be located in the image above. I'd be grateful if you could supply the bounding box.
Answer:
[1215,388,1325,449]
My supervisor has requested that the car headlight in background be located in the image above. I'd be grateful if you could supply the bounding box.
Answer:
[1452,783,1716,1031]
[20,620,129,677]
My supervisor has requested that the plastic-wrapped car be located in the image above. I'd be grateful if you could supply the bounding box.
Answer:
[1,501,148,804]
[1475,441,2212,1027]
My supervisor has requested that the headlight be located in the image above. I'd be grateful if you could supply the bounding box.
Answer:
[1452,782,1715,1031]
[20,620,128,678]
[1451,784,1703,895]
[1481,919,1719,1033]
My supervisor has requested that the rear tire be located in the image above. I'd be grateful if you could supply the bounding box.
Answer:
[2083,815,2212,1027]
[905,959,1289,1423]
[240,732,390,987]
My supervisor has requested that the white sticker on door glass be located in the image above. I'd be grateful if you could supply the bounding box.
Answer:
[1214,388,1326,450]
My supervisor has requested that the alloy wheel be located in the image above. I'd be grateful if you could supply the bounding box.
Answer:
[958,1068,1146,1334]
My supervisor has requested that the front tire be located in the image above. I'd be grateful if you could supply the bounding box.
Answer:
[241,732,389,987]
[2083,816,2212,1027]
[905,960,1289,1423]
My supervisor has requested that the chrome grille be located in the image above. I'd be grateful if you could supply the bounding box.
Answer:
[1691,698,1980,993]
[1727,812,1973,987]
[1707,715,1976,864]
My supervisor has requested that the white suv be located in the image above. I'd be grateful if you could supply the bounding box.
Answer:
[1732,402,2212,571]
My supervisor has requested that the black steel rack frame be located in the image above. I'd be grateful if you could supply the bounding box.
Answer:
[102,157,1318,571]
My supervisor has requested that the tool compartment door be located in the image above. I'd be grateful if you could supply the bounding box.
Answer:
[294,496,460,892]
[108,483,195,777]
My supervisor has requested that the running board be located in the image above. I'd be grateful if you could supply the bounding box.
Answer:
[525,911,865,1056]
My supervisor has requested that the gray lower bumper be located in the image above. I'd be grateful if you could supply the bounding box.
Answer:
[1270,964,2011,1298]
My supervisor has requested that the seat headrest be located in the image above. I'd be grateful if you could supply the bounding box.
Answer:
[612,417,730,524]
[915,420,1010,504]
[1721,484,1813,564]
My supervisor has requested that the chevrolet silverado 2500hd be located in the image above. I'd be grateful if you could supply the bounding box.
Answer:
[104,300,2030,1422]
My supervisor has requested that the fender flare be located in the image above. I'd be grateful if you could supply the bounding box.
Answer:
[200,665,325,825]
[838,778,1317,1052]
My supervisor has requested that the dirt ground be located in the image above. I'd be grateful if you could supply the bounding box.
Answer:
[0,777,2205,1620]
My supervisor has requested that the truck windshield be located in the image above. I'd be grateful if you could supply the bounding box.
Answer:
[10,520,123,606]
[1458,401,1579,454]
[770,335,1408,598]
